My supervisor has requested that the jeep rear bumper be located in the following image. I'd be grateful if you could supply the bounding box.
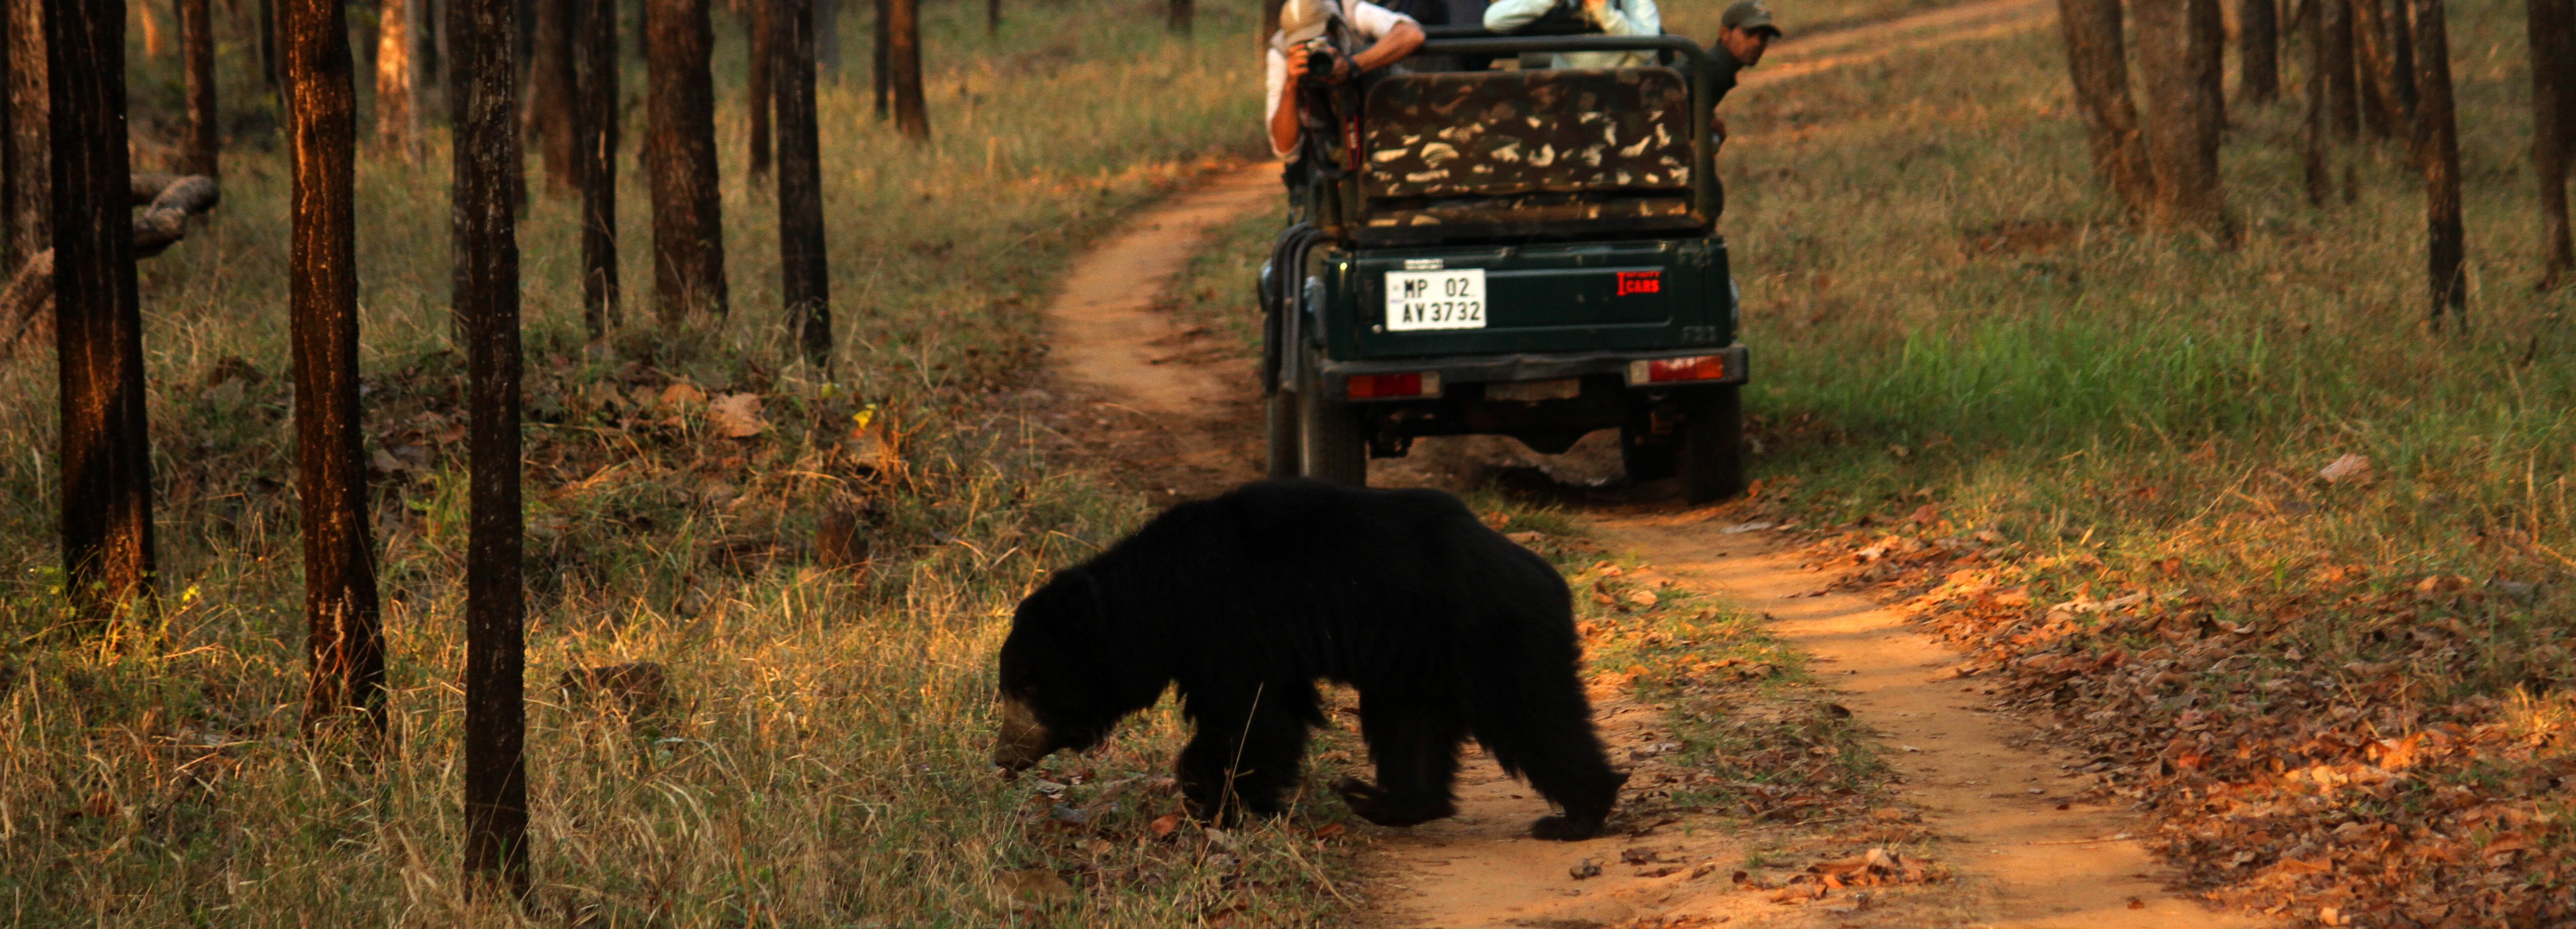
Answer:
[1309,344,1748,401]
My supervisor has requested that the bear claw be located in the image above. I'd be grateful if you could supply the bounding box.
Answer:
[1529,814,1607,841]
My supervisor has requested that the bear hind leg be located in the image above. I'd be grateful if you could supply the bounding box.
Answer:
[1471,687,1624,841]
[1333,693,1464,828]
[1177,683,1317,827]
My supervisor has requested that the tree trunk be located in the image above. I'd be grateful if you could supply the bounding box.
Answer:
[985,0,996,33]
[258,0,276,88]
[282,0,383,736]
[2324,0,2357,138]
[10,0,46,263]
[745,0,769,177]
[774,0,824,367]
[812,0,833,75]
[526,0,575,191]
[1168,0,1191,32]
[2530,0,2574,288]
[376,0,418,153]
[451,0,531,898]
[886,0,922,139]
[2305,0,2332,205]
[869,0,884,118]
[576,0,618,332]
[2239,0,2277,103]
[645,0,726,322]
[2190,0,2223,127]
[2388,0,2415,113]
[179,0,217,175]
[2136,0,2230,235]
[51,0,155,623]
[2351,0,2397,138]
[2056,0,2152,212]
[141,0,166,58]
[2411,0,2462,326]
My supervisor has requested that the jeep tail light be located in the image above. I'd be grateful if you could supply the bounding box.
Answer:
[1346,372,1441,399]
[1628,356,1726,385]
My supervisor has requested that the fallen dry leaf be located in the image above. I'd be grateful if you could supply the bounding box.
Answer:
[998,867,1073,905]
[708,393,767,438]
[2318,453,2372,484]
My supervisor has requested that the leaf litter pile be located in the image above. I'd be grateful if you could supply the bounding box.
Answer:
[1718,471,2576,929]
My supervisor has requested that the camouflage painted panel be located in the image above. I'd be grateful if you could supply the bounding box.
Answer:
[1362,67,1693,199]
[1361,193,1694,229]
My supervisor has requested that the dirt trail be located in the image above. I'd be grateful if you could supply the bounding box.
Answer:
[1036,2,2262,926]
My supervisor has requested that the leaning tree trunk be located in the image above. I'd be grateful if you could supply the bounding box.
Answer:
[2240,0,2278,103]
[2305,0,2333,205]
[2324,0,2359,138]
[645,0,727,322]
[376,0,420,153]
[452,0,531,898]
[10,0,46,265]
[282,0,384,738]
[869,0,885,117]
[775,0,825,368]
[2137,0,2230,236]
[745,0,770,176]
[2056,0,2152,213]
[2530,0,2574,288]
[2411,0,2463,327]
[576,0,618,333]
[178,0,217,175]
[48,0,155,621]
[526,0,575,191]
[886,0,923,139]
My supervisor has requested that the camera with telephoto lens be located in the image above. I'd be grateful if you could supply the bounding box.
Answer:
[1296,36,1345,85]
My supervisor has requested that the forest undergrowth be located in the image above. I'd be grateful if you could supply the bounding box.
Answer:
[1701,0,2576,925]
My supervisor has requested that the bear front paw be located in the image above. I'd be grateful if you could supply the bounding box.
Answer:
[1334,777,1457,827]
[1529,814,1606,841]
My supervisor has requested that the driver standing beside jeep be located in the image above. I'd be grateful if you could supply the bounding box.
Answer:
[1268,0,1428,160]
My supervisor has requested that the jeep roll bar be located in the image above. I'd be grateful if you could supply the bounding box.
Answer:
[1399,32,1722,224]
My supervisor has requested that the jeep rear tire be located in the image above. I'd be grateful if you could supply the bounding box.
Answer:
[1679,385,1746,503]
[1265,390,1301,479]
[1297,358,1368,487]
[1619,420,1679,482]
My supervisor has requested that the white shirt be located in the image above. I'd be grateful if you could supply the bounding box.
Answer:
[1266,1,1421,161]
[1482,0,1661,68]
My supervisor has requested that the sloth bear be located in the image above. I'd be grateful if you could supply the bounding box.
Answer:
[991,479,1624,840]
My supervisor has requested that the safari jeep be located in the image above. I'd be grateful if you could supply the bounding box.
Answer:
[1259,29,1748,501]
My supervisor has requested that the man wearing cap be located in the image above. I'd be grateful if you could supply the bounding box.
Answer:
[1481,0,1660,67]
[1268,0,1427,161]
[1709,0,1780,143]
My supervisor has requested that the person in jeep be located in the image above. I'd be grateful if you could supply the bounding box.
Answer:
[1707,0,1781,142]
[1267,0,1428,161]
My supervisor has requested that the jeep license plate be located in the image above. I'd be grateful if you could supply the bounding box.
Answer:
[1383,269,1486,332]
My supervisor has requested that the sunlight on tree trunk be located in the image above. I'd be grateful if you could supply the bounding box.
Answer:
[283,0,384,739]
[49,0,155,623]
[775,0,826,369]
[746,0,770,177]
[2137,0,2230,237]
[646,0,727,321]
[2409,0,2463,328]
[2530,0,2574,288]
[377,0,420,155]
[9,0,47,265]
[527,0,575,191]
[886,0,924,139]
[179,0,216,175]
[2055,0,2151,213]
[138,0,166,58]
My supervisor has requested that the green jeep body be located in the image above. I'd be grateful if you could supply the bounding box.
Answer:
[1264,31,1749,500]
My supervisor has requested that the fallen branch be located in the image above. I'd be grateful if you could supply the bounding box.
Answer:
[1,173,222,351]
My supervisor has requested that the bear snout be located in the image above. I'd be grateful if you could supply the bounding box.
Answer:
[991,697,1056,771]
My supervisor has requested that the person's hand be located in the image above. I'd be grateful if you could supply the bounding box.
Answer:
[1583,0,1608,14]
[1285,42,1312,83]
[1323,50,1357,84]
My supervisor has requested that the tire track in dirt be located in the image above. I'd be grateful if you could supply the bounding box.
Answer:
[1035,1,2258,925]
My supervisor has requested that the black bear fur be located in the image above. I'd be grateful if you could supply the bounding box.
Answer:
[993,479,1624,840]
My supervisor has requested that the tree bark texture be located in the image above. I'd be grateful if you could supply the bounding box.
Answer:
[576,0,618,332]
[886,0,922,139]
[2324,0,2358,138]
[745,0,770,176]
[282,0,384,736]
[2351,0,2399,137]
[645,0,726,322]
[10,0,47,264]
[451,0,531,897]
[47,0,155,619]
[140,0,165,59]
[2305,0,2332,205]
[2388,0,2416,113]
[869,0,885,118]
[774,0,824,367]
[179,0,217,175]
[2136,0,2230,235]
[2239,0,2277,103]
[2530,0,2574,287]
[257,0,276,87]
[376,0,419,153]
[2410,0,2463,325]
[2189,0,2223,127]
[526,0,575,191]
[2056,0,2152,212]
